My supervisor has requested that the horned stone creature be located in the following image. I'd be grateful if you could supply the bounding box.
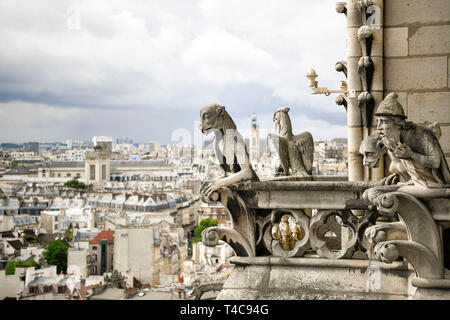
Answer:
[199,103,259,201]
[268,107,314,176]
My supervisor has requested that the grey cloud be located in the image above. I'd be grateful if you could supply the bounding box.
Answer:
[0,0,348,143]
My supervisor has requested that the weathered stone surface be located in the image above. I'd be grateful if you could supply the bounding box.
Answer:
[439,126,450,153]
[384,28,408,57]
[347,57,363,95]
[370,56,383,92]
[407,92,450,124]
[409,25,450,55]
[385,0,450,26]
[381,91,407,116]
[347,27,362,58]
[412,288,450,300]
[220,257,413,299]
[256,290,405,300]
[216,289,259,300]
[221,265,270,290]
[384,57,447,91]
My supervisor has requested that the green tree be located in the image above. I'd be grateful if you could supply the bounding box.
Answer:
[10,160,18,169]
[65,229,74,241]
[5,259,40,275]
[42,240,68,274]
[193,218,219,243]
[64,179,87,189]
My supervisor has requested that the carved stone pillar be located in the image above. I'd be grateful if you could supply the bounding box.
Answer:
[340,0,364,182]
[338,0,384,182]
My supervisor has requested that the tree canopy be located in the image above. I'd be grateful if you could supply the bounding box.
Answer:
[42,240,68,274]
[193,218,219,243]
[64,179,87,189]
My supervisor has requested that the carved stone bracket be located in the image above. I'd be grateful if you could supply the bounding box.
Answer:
[335,94,348,111]
[202,226,254,257]
[202,186,257,257]
[335,61,348,79]
[335,61,349,111]
[364,189,444,279]
[335,2,347,16]
[263,209,310,258]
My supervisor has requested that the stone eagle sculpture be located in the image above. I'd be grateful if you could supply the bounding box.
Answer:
[268,107,314,176]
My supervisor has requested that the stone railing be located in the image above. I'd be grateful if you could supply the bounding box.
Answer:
[202,177,450,286]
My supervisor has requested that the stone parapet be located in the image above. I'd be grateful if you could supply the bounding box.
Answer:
[218,257,414,300]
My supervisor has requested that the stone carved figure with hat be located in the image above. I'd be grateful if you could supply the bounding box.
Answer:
[375,92,450,188]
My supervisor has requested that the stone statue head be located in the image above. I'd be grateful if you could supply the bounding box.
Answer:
[359,132,386,168]
[273,107,292,137]
[375,93,406,150]
[199,103,236,135]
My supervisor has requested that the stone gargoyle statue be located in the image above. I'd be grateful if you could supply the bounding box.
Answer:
[198,104,259,257]
[199,103,259,202]
[268,107,314,177]
[185,271,230,300]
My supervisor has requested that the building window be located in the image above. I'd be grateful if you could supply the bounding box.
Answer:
[92,246,97,250]
[90,165,95,180]
[58,286,65,294]
[66,173,71,177]
[29,287,36,295]
[76,173,81,178]
[102,164,106,180]
[92,266,97,274]
[44,286,51,293]
[57,173,61,177]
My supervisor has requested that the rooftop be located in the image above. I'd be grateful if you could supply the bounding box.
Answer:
[89,230,115,245]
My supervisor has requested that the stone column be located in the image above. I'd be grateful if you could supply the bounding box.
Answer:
[339,0,384,182]
[368,0,384,181]
[345,0,364,182]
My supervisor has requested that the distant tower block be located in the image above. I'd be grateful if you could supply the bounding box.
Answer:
[250,113,260,163]
[85,136,112,189]
[92,136,113,152]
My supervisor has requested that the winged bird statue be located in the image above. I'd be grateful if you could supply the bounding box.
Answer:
[268,107,314,177]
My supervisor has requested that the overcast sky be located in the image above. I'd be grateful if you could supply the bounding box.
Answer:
[0,0,348,145]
